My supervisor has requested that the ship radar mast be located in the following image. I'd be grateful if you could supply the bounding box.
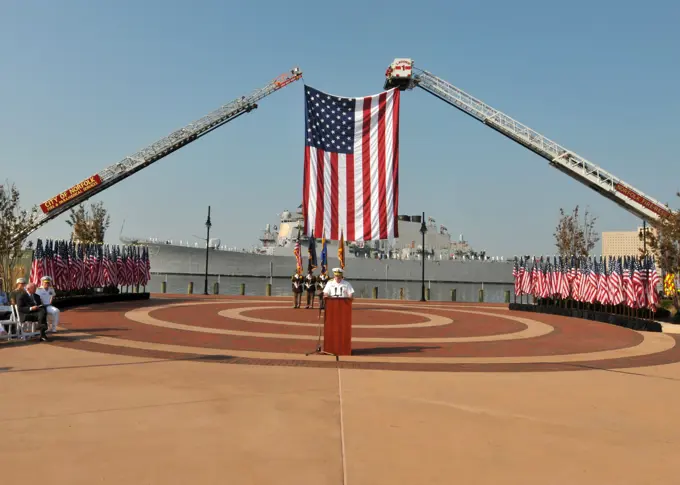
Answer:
[259,223,277,248]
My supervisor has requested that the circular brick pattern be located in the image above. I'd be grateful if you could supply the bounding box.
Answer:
[219,306,447,328]
[239,307,431,326]
[46,296,680,373]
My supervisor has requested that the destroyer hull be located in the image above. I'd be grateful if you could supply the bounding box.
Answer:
[146,244,514,284]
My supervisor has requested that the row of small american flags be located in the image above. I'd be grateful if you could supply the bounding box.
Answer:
[513,255,661,310]
[29,238,151,291]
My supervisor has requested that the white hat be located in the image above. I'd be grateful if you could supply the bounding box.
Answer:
[332,267,344,274]
[41,276,52,282]
[16,277,26,284]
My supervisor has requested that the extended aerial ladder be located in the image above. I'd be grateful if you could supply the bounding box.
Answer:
[384,59,672,222]
[12,67,303,243]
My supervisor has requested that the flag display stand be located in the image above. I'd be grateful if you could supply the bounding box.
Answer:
[513,254,662,319]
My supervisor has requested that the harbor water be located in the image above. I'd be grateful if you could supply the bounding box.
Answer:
[149,274,514,303]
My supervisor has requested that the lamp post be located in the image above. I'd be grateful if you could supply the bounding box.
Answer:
[204,205,212,295]
[420,212,427,302]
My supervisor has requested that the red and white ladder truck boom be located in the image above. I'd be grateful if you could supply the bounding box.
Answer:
[13,67,303,244]
[384,59,671,222]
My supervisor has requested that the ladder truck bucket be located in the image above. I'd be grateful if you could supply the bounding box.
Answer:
[384,58,414,90]
[12,66,304,243]
[389,58,672,222]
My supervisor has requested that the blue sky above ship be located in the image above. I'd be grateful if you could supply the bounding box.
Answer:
[1,0,678,257]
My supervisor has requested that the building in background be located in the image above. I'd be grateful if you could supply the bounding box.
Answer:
[602,227,656,259]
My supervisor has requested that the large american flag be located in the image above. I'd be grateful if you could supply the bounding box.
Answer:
[302,85,401,241]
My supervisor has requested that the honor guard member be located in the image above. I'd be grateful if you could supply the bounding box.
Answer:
[323,268,355,299]
[304,268,317,309]
[291,270,304,308]
[36,276,60,332]
[317,271,329,309]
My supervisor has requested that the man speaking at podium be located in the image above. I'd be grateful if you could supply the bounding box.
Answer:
[323,268,354,299]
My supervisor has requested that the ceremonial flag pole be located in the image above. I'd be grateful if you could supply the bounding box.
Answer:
[320,236,328,276]
[308,230,318,271]
[338,230,345,270]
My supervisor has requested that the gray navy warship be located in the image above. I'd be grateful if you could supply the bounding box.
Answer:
[121,206,514,284]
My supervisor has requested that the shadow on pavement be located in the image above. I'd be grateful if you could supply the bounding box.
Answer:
[352,345,440,356]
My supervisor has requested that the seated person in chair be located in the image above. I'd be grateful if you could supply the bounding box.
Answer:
[0,280,9,334]
[36,276,60,333]
[0,279,8,306]
[10,277,27,305]
[16,282,49,341]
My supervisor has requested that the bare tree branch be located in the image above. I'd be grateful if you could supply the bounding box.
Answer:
[0,181,38,289]
[640,195,680,311]
[66,201,111,244]
[553,205,599,258]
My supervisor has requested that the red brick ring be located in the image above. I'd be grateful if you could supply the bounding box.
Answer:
[52,298,680,373]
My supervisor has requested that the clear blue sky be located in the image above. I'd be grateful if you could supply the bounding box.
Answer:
[2,0,678,257]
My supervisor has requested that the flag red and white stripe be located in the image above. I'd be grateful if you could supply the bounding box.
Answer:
[303,86,400,241]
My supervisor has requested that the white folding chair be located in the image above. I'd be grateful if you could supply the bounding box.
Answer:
[0,310,10,341]
[0,305,19,341]
[11,305,41,341]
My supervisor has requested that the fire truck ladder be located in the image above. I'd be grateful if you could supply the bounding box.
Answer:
[15,67,303,243]
[387,62,671,222]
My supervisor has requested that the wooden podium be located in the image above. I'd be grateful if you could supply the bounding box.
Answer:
[323,297,353,356]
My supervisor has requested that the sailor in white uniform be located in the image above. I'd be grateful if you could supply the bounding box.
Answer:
[322,268,354,299]
[35,276,60,332]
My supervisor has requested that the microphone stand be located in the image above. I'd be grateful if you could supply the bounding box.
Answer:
[306,293,334,356]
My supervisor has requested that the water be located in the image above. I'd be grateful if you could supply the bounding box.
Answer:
[150,274,514,303]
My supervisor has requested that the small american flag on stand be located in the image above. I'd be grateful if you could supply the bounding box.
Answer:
[55,241,69,290]
[30,239,44,285]
[43,240,55,282]
[609,257,624,306]
[144,247,151,284]
[646,256,661,310]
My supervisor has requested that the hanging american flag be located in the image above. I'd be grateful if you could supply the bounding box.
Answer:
[302,85,400,242]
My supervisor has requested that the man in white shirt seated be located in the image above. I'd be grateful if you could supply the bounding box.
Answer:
[322,268,355,299]
[35,276,60,332]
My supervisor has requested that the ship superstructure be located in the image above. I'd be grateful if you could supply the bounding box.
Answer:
[122,206,513,284]
[129,205,493,262]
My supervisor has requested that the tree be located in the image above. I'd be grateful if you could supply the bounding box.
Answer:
[66,200,111,244]
[0,181,38,290]
[553,205,599,257]
[639,193,680,311]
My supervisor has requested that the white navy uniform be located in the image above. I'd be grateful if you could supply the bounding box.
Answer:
[35,286,59,331]
[323,279,354,299]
